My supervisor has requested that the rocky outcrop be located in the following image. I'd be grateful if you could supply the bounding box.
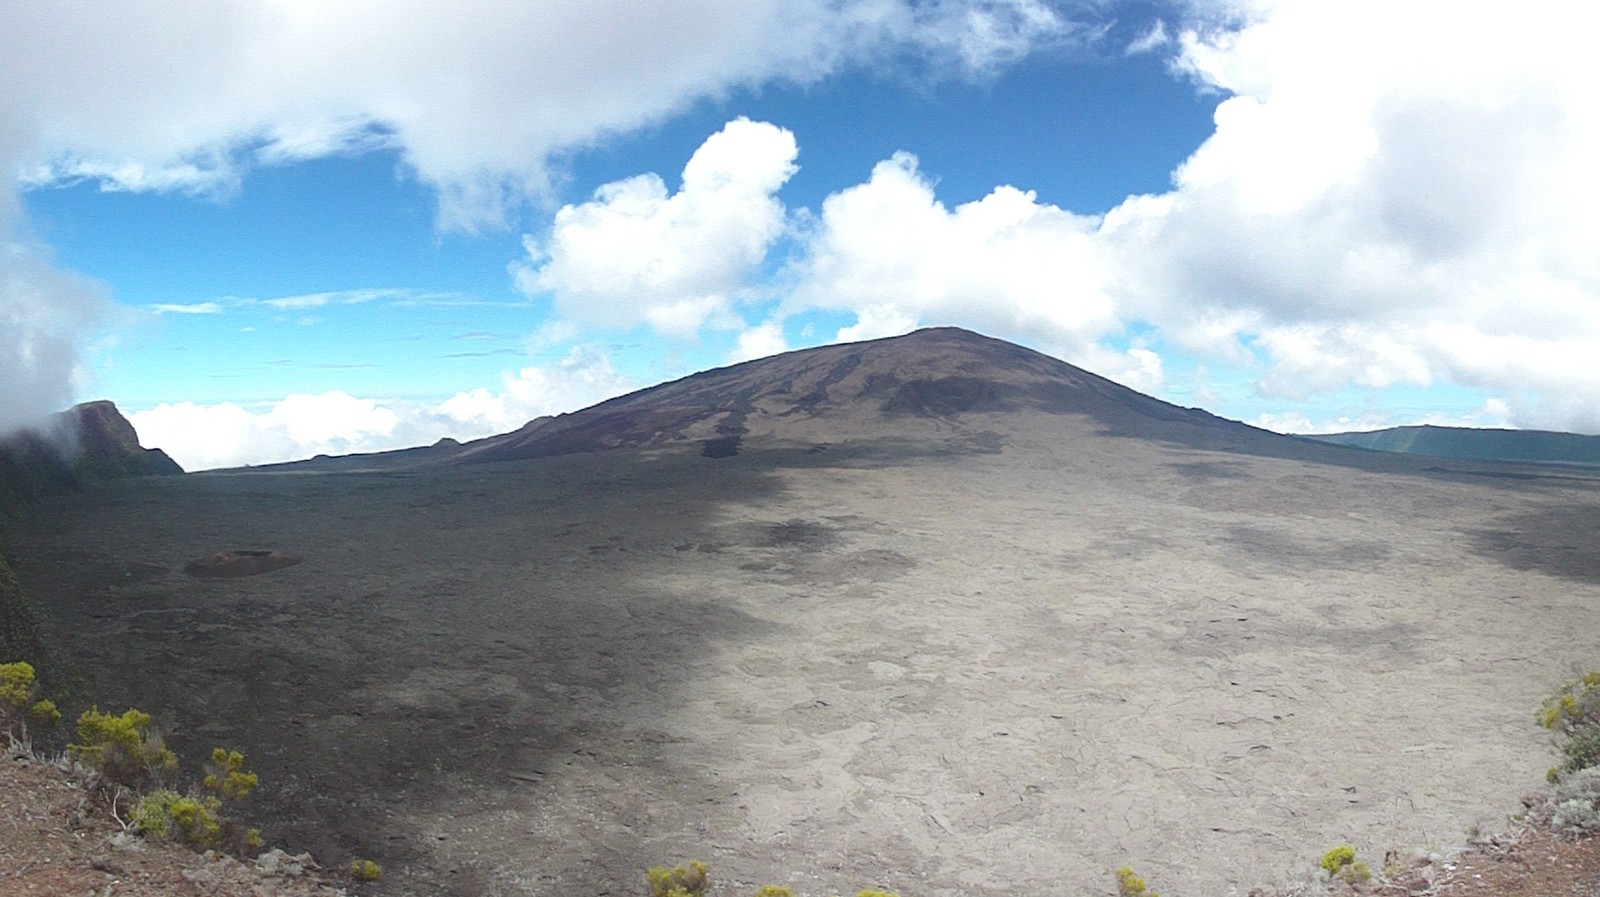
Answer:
[0,400,181,510]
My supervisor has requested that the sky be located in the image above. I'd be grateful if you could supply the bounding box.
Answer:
[4,1,1600,471]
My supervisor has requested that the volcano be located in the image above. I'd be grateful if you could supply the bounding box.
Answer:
[8,328,1600,897]
[286,328,1351,473]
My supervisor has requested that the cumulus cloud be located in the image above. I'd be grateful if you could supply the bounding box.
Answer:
[131,350,636,470]
[1,2,1078,230]
[787,151,1113,357]
[729,323,791,363]
[130,392,404,471]
[438,347,635,434]
[515,118,798,337]
[1103,0,1600,428]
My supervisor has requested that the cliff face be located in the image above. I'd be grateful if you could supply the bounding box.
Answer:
[0,400,181,510]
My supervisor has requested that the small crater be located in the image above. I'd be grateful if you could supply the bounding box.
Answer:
[183,550,303,578]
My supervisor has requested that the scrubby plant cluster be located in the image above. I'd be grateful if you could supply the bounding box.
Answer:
[1539,670,1600,776]
[349,858,384,882]
[129,746,263,853]
[649,861,712,897]
[0,659,59,746]
[64,704,264,855]
[1317,845,1371,885]
[1545,766,1600,838]
[1114,865,1158,897]
[68,706,178,788]
[1537,670,1600,839]
[646,861,899,897]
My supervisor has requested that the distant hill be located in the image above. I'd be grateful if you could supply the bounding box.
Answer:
[0,400,182,510]
[1307,425,1600,466]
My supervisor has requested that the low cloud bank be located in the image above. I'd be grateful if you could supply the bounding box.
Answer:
[131,349,633,471]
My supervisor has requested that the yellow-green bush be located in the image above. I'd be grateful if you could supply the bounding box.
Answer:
[752,887,794,897]
[350,858,384,882]
[133,789,223,846]
[0,660,60,741]
[100,734,264,857]
[648,861,711,897]
[1539,671,1600,776]
[203,747,259,800]
[68,707,177,788]
[1115,865,1158,897]
[1318,845,1371,884]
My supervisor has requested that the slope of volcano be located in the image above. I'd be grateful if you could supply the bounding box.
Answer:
[9,328,1600,897]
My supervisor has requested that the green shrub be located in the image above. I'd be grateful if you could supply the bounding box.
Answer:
[134,789,223,846]
[1318,845,1371,884]
[1546,766,1600,838]
[1539,671,1600,775]
[130,747,263,856]
[0,660,60,743]
[647,860,711,897]
[68,707,177,788]
[1115,865,1158,897]
[1559,727,1600,775]
[350,858,384,882]
[203,747,259,800]
[752,888,794,897]
[854,891,901,897]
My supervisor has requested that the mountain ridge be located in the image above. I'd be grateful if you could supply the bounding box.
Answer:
[1309,424,1600,466]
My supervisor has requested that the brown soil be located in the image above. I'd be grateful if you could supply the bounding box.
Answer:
[0,751,349,897]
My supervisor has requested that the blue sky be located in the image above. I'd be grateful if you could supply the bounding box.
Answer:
[4,2,1599,469]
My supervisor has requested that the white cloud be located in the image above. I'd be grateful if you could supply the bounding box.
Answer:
[786,151,1113,361]
[259,289,394,310]
[1125,20,1169,55]
[131,391,405,470]
[1103,0,1600,430]
[729,323,790,363]
[0,234,109,431]
[516,118,798,337]
[130,348,637,470]
[836,305,921,343]
[150,302,223,315]
[439,346,636,434]
[1,2,1076,230]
